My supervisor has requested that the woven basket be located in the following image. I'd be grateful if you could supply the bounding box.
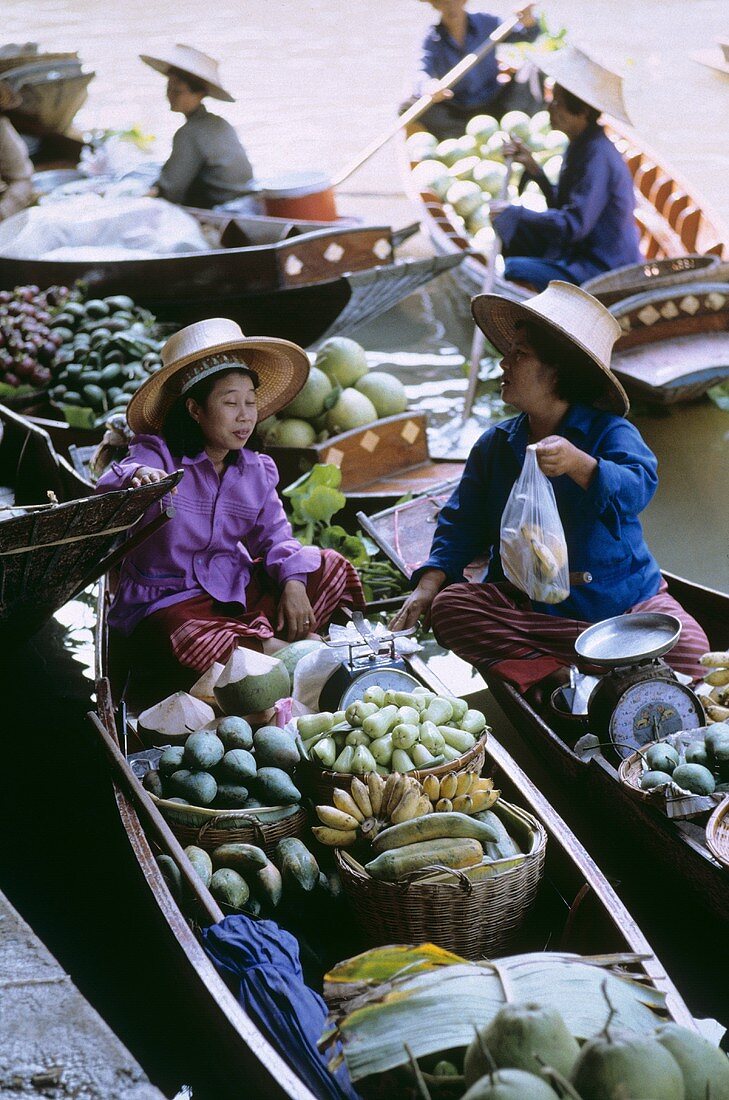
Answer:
[335,800,546,960]
[583,254,719,305]
[151,792,308,855]
[706,797,729,870]
[298,733,488,805]
[618,747,717,821]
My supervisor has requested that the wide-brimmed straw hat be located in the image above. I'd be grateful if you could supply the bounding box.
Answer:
[139,44,235,102]
[691,41,729,78]
[0,80,23,113]
[471,281,629,416]
[127,318,309,435]
[537,45,631,127]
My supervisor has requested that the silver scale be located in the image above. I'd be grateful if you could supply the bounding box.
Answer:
[318,610,421,711]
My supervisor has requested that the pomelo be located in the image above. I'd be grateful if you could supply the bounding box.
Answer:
[448,155,482,183]
[325,389,378,434]
[405,131,438,161]
[466,205,492,236]
[654,1023,729,1100]
[281,365,332,420]
[466,113,500,143]
[434,137,462,166]
[542,155,563,186]
[482,130,511,162]
[256,415,279,443]
[215,649,291,716]
[472,226,497,256]
[411,158,453,199]
[315,337,369,388]
[571,1033,685,1099]
[354,371,408,417]
[267,417,317,447]
[530,109,552,134]
[446,180,484,219]
[455,134,478,157]
[500,110,532,142]
[473,160,508,196]
[462,1069,559,1099]
[465,1003,579,1084]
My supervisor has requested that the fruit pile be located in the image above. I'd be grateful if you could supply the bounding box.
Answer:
[143,716,302,811]
[0,284,72,392]
[258,335,408,448]
[407,108,568,258]
[298,688,488,775]
[700,649,729,722]
[638,725,729,796]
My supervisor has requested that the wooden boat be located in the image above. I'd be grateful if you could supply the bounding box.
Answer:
[0,403,180,640]
[88,593,699,1098]
[0,212,466,348]
[359,491,729,934]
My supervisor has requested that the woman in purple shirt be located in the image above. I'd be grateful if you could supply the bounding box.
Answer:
[96,319,364,676]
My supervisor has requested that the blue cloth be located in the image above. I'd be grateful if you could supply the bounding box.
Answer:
[493,123,642,284]
[413,403,662,623]
[415,12,502,108]
[503,255,577,290]
[202,915,359,1100]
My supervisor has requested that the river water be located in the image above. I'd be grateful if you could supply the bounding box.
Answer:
[1,2,728,1094]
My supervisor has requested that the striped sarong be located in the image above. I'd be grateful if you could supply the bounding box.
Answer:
[430,579,709,693]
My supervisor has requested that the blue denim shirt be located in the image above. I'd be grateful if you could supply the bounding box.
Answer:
[493,124,642,282]
[415,12,502,108]
[414,403,662,622]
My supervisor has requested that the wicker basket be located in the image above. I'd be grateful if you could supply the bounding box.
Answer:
[297,733,488,805]
[706,797,729,870]
[151,792,308,855]
[335,800,546,960]
[619,745,718,820]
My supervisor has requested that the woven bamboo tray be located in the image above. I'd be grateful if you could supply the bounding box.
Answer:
[335,800,546,960]
[618,745,718,820]
[298,733,488,805]
[706,797,729,870]
[151,792,308,855]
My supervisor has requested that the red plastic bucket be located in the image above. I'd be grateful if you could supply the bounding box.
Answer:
[262,171,338,221]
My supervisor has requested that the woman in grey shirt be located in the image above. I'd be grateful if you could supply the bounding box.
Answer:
[140,44,254,208]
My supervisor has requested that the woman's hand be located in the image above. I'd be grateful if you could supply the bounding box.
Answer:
[130,466,169,488]
[389,569,446,633]
[536,436,598,489]
[277,579,317,642]
[500,137,540,177]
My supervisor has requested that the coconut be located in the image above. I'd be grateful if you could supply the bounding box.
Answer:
[571,1033,685,1099]
[465,1003,579,1084]
[325,389,378,434]
[137,692,215,746]
[315,337,369,388]
[654,1023,729,1100]
[530,110,552,135]
[354,371,408,417]
[448,155,482,183]
[482,131,511,162]
[500,110,532,142]
[276,639,326,681]
[446,180,483,219]
[190,662,225,710]
[434,137,464,166]
[281,366,332,420]
[267,418,317,447]
[405,131,438,162]
[214,649,291,716]
[466,113,500,143]
[411,159,453,199]
[462,1068,560,1099]
[473,160,508,197]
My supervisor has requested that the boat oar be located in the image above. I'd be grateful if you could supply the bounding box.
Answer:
[331,4,535,187]
[462,156,515,423]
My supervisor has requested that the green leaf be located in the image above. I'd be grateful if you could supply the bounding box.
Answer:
[61,403,98,429]
[0,381,38,399]
[707,383,729,411]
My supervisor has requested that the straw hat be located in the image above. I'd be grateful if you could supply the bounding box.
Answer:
[0,80,23,113]
[139,45,235,102]
[537,45,631,127]
[127,318,309,435]
[471,281,629,416]
[691,41,729,78]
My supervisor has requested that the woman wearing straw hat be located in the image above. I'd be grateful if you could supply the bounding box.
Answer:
[140,45,255,208]
[96,318,364,679]
[0,80,33,222]
[390,282,708,700]
[489,47,642,291]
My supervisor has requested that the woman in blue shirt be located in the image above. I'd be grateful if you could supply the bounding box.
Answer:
[390,282,708,695]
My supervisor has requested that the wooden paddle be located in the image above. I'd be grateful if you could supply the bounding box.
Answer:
[331,4,535,188]
[462,156,515,423]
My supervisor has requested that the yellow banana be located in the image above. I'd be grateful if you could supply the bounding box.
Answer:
[435,797,453,813]
[470,789,499,813]
[455,771,474,797]
[390,786,422,825]
[700,651,729,668]
[384,774,408,817]
[471,777,494,794]
[440,773,458,801]
[704,668,729,686]
[452,794,474,814]
[414,795,433,818]
[382,773,401,816]
[366,771,385,816]
[316,805,360,831]
[422,774,441,802]
[351,776,373,818]
[312,826,357,847]
[332,787,365,822]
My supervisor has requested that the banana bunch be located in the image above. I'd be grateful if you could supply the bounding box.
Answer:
[422,770,499,815]
[700,651,729,722]
[312,771,432,848]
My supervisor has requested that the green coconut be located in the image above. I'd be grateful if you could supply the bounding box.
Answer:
[315,337,369,388]
[645,743,680,774]
[465,1003,580,1084]
[214,649,290,716]
[276,639,325,681]
[354,371,408,417]
[281,366,332,420]
[640,770,673,791]
[462,1068,559,1100]
[571,1033,685,1099]
[325,389,378,434]
[654,1023,729,1100]
[671,763,716,795]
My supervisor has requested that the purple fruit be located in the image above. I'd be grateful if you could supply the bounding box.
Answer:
[4,372,20,387]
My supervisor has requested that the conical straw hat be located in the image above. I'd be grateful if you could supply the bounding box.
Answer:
[127,318,309,435]
[691,41,729,78]
[471,281,629,416]
[139,44,235,102]
[537,45,631,127]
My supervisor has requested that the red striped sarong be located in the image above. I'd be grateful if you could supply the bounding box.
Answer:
[137,549,364,673]
[430,579,709,693]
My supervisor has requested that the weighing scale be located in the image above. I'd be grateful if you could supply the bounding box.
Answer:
[575,612,705,760]
[318,611,421,711]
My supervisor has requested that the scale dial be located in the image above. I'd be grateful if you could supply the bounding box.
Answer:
[609,680,705,756]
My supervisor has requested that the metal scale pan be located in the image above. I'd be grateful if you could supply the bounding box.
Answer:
[575,612,682,667]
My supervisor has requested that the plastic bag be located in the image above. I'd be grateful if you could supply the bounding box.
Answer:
[500,443,569,604]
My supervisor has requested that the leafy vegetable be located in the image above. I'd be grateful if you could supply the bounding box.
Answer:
[708,381,729,411]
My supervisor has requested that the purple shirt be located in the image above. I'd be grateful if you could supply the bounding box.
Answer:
[96,434,320,635]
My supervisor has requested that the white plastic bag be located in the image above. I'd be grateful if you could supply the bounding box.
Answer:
[500,443,570,604]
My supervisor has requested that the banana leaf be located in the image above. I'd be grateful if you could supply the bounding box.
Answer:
[321,950,669,1083]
